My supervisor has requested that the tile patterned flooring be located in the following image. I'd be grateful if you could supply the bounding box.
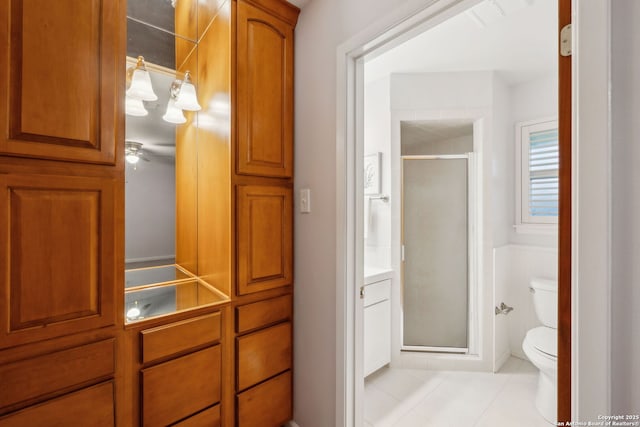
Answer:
[364,357,552,427]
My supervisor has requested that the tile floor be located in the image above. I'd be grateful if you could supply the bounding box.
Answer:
[364,356,552,427]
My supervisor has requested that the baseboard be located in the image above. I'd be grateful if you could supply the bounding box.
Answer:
[494,349,511,372]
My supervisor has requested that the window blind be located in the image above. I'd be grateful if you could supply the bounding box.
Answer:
[528,128,559,217]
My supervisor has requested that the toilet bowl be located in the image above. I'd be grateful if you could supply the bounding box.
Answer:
[522,278,557,425]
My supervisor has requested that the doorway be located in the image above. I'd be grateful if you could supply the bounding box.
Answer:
[336,0,572,425]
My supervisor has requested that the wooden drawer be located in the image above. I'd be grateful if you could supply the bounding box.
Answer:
[141,312,221,364]
[236,294,292,334]
[141,345,221,427]
[237,371,292,427]
[0,339,114,409]
[0,381,114,427]
[236,322,291,391]
[173,405,220,427]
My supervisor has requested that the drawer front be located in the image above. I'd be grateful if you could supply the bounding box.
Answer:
[141,312,221,364]
[237,371,292,427]
[236,322,291,391]
[0,381,114,427]
[142,346,221,427]
[236,294,292,333]
[363,279,391,307]
[172,405,220,427]
[0,339,114,409]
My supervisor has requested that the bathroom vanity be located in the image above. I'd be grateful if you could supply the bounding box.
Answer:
[364,269,393,376]
[0,0,298,425]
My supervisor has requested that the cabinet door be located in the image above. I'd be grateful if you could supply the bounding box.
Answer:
[0,174,117,348]
[236,1,293,178]
[237,185,292,295]
[0,0,122,164]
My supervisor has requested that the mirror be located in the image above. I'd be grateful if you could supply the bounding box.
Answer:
[124,0,232,322]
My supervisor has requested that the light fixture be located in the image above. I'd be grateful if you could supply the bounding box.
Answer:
[125,141,143,164]
[125,95,148,117]
[126,56,158,101]
[162,97,187,124]
[174,71,202,111]
[126,301,141,321]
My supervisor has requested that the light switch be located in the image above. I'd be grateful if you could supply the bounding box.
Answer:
[300,188,311,213]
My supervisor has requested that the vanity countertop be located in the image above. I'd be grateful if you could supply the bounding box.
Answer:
[364,267,393,285]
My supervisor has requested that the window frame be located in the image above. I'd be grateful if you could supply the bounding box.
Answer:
[515,116,559,234]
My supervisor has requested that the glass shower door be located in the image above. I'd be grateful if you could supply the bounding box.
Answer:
[402,156,469,351]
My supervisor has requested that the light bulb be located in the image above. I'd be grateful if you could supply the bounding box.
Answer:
[126,153,140,164]
[126,56,158,101]
[174,71,202,111]
[162,98,187,124]
[125,96,148,117]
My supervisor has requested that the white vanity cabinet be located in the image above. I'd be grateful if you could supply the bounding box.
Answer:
[363,277,392,377]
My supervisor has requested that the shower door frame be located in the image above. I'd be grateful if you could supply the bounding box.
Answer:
[400,153,477,354]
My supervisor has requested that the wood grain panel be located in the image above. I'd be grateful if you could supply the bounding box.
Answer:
[237,185,292,295]
[237,1,293,178]
[197,5,232,296]
[0,0,120,164]
[176,50,199,275]
[141,312,221,364]
[173,405,220,427]
[142,345,221,427]
[0,339,114,409]
[236,371,292,427]
[0,381,114,427]
[557,0,572,422]
[236,294,292,333]
[0,174,116,348]
[236,322,291,391]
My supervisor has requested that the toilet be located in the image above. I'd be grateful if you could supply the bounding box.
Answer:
[522,278,557,425]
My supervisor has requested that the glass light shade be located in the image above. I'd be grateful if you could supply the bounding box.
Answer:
[125,153,141,164]
[174,74,202,111]
[127,67,158,101]
[162,98,187,124]
[125,96,148,117]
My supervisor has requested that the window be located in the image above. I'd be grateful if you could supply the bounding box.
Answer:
[515,117,558,233]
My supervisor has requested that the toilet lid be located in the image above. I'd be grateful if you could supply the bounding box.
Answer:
[527,326,557,358]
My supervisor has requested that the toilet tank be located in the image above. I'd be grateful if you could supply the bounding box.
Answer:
[530,278,558,328]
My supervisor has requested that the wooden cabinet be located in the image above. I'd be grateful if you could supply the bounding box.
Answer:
[0,0,121,164]
[121,307,228,427]
[141,346,222,426]
[236,0,294,178]
[0,0,124,423]
[237,185,293,295]
[237,371,292,427]
[0,382,115,427]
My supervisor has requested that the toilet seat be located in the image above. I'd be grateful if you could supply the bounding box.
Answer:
[525,326,557,359]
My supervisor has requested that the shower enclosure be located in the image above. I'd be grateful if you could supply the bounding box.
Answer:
[400,120,474,353]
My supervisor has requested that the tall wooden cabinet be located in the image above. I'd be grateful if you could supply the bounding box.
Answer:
[232,1,297,425]
[0,0,124,425]
[0,0,297,425]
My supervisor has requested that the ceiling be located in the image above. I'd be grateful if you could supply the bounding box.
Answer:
[365,0,557,86]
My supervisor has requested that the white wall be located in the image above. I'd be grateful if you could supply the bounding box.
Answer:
[508,73,558,247]
[611,0,640,413]
[494,245,558,360]
[364,77,391,269]
[125,158,175,263]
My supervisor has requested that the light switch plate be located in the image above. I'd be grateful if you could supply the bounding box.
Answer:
[300,188,311,213]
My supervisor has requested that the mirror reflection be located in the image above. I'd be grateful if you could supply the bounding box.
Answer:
[125,1,198,290]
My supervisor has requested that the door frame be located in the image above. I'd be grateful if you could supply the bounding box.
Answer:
[335,0,612,426]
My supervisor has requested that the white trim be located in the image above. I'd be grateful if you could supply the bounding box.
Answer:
[515,117,559,225]
[572,0,612,420]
